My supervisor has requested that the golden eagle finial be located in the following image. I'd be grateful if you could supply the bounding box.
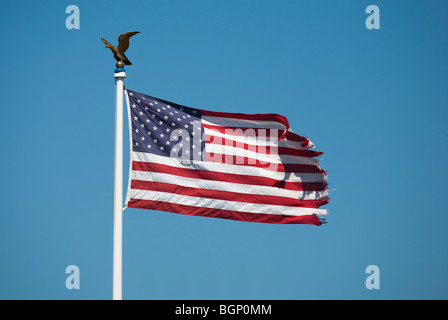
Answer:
[101,31,140,68]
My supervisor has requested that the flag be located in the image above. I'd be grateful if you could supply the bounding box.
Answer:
[124,89,329,225]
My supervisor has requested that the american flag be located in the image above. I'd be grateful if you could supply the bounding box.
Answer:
[124,89,329,225]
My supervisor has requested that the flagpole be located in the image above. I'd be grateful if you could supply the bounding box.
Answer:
[113,64,126,300]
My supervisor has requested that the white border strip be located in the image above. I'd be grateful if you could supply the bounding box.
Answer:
[124,89,134,209]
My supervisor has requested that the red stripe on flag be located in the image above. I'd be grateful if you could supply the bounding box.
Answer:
[132,161,328,192]
[201,110,290,128]
[203,123,285,137]
[205,133,323,157]
[203,123,311,147]
[131,180,329,208]
[127,198,323,225]
[204,153,326,173]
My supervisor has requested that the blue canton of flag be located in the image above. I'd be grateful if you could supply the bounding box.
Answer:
[126,89,205,161]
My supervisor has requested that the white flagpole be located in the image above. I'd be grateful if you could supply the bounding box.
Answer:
[113,68,126,300]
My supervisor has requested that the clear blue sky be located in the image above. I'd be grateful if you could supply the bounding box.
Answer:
[0,0,447,299]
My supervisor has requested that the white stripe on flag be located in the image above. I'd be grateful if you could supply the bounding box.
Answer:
[205,144,320,166]
[202,116,287,130]
[128,189,328,217]
[132,170,328,200]
[203,127,310,150]
[131,152,328,183]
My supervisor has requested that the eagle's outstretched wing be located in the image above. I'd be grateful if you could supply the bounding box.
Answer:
[117,31,140,53]
[101,38,112,47]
